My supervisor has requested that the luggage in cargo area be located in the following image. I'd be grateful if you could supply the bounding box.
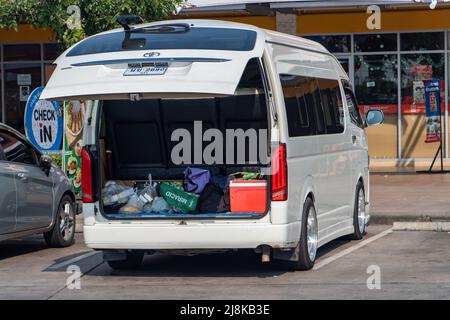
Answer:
[96,58,271,218]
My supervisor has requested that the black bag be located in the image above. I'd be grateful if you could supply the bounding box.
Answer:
[198,183,228,213]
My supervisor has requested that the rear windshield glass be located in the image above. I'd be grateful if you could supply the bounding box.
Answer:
[66,27,257,57]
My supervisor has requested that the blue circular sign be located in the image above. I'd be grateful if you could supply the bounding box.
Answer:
[24,87,63,152]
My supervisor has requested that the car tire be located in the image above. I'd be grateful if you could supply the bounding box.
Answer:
[286,197,318,271]
[106,252,144,270]
[44,195,76,248]
[348,181,366,240]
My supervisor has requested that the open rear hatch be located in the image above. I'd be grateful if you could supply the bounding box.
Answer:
[41,22,265,101]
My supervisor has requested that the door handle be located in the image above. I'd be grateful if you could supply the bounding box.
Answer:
[352,135,357,144]
[17,172,28,182]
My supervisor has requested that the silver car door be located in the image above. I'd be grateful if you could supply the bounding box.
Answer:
[0,141,17,234]
[1,131,53,231]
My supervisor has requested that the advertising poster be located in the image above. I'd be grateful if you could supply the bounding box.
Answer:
[424,80,441,143]
[24,87,63,152]
[63,100,86,195]
[413,81,425,105]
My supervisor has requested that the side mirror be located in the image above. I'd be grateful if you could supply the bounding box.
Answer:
[366,109,384,127]
[39,154,52,174]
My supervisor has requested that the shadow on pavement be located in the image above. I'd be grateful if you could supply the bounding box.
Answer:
[99,237,353,278]
[0,235,49,261]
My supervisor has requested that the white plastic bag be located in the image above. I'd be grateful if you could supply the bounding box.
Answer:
[102,181,134,206]
[118,194,145,214]
[149,197,171,212]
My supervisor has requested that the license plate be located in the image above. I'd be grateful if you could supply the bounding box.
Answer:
[123,66,167,76]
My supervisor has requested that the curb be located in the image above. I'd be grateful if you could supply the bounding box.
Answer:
[370,214,450,225]
[393,221,450,232]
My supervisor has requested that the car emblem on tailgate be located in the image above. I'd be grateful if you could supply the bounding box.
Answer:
[143,52,160,57]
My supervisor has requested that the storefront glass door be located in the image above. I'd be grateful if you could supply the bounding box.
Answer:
[400,31,446,159]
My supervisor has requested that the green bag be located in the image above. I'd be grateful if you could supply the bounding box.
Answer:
[159,182,199,212]
[230,171,262,180]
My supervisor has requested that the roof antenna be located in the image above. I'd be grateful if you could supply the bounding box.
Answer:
[116,15,144,31]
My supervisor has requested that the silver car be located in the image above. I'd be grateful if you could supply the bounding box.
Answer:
[0,123,77,247]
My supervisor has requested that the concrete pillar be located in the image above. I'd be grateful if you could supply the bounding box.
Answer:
[276,11,297,35]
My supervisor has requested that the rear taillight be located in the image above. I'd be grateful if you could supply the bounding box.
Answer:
[81,147,94,203]
[271,143,287,201]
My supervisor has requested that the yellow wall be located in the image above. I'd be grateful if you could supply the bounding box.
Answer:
[298,8,450,34]
[0,24,55,43]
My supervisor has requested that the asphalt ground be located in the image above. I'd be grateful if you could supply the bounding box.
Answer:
[1,225,450,300]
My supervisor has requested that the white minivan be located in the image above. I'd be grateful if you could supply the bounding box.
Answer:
[41,19,383,270]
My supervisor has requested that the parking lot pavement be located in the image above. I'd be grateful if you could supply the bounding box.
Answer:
[370,173,450,223]
[1,225,450,300]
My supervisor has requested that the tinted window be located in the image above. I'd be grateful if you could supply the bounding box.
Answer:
[67,27,257,57]
[4,44,41,61]
[44,43,64,60]
[401,32,444,51]
[280,75,341,137]
[0,131,38,165]
[345,90,364,129]
[303,35,350,53]
[354,33,397,52]
[317,78,344,134]
[310,79,326,135]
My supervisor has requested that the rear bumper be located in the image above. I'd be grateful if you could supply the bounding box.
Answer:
[83,221,301,250]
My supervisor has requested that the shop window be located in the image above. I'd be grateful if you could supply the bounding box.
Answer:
[401,53,445,158]
[3,44,41,61]
[3,63,42,133]
[400,32,445,51]
[303,35,350,53]
[354,54,398,158]
[337,58,349,75]
[44,43,64,61]
[354,33,397,52]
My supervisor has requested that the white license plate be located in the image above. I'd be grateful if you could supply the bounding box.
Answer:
[123,66,167,76]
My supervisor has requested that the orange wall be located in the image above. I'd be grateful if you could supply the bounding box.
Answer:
[0,24,55,43]
[298,8,450,34]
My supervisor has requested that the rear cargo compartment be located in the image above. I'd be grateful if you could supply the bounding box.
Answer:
[96,59,272,219]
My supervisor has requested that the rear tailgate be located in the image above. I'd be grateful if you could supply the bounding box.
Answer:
[41,50,263,100]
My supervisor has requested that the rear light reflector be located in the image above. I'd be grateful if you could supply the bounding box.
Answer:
[271,143,287,201]
[81,147,94,203]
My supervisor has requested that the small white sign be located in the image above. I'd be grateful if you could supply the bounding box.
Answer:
[366,81,376,88]
[17,74,32,86]
[19,86,30,101]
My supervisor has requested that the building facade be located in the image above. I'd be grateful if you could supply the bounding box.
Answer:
[0,25,61,133]
[2,1,450,169]
[181,0,450,169]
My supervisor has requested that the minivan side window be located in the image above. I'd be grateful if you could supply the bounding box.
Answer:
[279,74,314,137]
[345,89,364,129]
[0,131,38,165]
[279,74,343,137]
[317,78,345,134]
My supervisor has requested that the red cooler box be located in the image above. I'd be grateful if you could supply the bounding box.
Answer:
[229,180,267,213]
